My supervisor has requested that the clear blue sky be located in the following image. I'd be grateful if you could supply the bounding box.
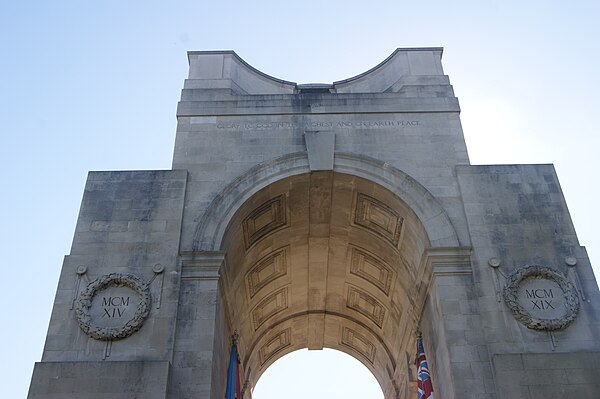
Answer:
[1,1,598,397]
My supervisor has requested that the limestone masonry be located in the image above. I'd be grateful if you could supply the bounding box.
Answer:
[29,48,600,399]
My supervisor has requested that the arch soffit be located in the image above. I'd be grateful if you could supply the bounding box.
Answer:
[243,310,397,383]
[192,152,459,251]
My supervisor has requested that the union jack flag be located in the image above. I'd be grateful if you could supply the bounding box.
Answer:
[416,335,435,399]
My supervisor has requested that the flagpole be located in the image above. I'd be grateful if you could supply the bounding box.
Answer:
[232,330,239,345]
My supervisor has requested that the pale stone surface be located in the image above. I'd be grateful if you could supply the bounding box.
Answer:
[29,49,600,399]
[493,353,600,399]
[28,361,170,398]
[456,165,600,355]
[30,170,187,397]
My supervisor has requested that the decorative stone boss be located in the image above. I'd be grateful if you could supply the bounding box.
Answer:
[503,265,580,331]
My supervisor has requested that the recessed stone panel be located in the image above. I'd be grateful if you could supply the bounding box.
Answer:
[341,327,376,364]
[346,285,386,328]
[259,328,292,366]
[243,194,288,249]
[252,287,289,330]
[349,246,394,295]
[353,193,403,247]
[246,247,288,298]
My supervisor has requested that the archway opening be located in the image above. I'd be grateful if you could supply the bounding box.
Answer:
[252,348,384,399]
[216,171,438,398]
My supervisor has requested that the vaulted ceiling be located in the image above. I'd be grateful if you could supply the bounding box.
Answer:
[219,172,433,397]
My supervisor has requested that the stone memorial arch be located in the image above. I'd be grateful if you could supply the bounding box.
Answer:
[29,48,600,399]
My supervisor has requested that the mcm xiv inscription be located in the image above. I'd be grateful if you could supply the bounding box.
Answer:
[101,296,130,318]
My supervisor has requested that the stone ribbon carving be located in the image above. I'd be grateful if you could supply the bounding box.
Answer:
[75,273,151,340]
[503,265,579,331]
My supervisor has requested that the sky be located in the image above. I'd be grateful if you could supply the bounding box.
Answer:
[1,1,599,398]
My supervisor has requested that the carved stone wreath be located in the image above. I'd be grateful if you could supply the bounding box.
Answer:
[503,265,579,331]
[75,273,151,340]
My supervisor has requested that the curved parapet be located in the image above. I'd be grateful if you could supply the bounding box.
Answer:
[185,48,450,95]
[186,50,297,95]
[333,47,446,94]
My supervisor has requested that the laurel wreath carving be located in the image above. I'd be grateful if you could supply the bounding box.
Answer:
[503,265,579,331]
[75,273,151,340]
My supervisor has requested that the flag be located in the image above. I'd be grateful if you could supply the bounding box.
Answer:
[416,335,434,399]
[225,340,241,399]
